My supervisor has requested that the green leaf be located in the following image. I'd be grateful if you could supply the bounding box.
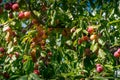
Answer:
[66,40,73,46]
[23,60,34,74]
[18,75,28,80]
[72,28,82,39]
[98,48,106,58]
[9,75,20,80]
[29,73,41,80]
[98,38,105,46]
[90,42,98,52]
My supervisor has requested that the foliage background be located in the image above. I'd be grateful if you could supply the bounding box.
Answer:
[0,0,120,79]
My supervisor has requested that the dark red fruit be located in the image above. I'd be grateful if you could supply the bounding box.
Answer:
[12,3,19,11]
[8,12,13,18]
[78,38,83,45]
[4,3,13,10]
[82,36,89,41]
[0,47,5,53]
[18,11,24,19]
[5,3,11,10]
[33,69,40,75]
[3,72,10,79]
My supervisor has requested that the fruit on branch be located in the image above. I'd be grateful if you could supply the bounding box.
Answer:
[8,12,13,19]
[114,52,120,58]
[96,66,103,73]
[96,64,101,67]
[4,3,11,10]
[33,69,40,75]
[78,38,83,45]
[82,36,89,41]
[4,2,13,10]
[114,48,120,58]
[90,34,97,40]
[12,3,19,11]
[0,47,5,53]
[32,19,38,25]
[96,64,103,73]
[24,11,31,19]
[117,48,120,53]
[87,26,94,34]
[18,11,24,19]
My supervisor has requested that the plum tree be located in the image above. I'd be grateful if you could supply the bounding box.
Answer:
[0,0,120,79]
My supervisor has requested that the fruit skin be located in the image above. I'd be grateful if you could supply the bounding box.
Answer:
[82,36,89,41]
[117,48,120,53]
[8,12,13,18]
[78,38,83,45]
[96,66,103,73]
[96,64,103,73]
[4,3,11,10]
[4,3,13,10]
[32,19,38,25]
[87,26,94,34]
[96,64,102,67]
[0,47,5,53]
[90,34,97,40]
[114,52,120,58]
[24,11,31,19]
[12,3,19,11]
[18,11,24,19]
[33,70,40,75]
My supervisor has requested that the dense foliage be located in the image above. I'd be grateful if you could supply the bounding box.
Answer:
[0,0,120,79]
